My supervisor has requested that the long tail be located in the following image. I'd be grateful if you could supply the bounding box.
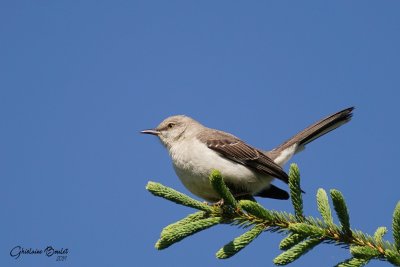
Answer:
[267,107,354,165]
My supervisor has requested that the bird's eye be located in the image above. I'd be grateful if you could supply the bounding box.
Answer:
[167,122,175,128]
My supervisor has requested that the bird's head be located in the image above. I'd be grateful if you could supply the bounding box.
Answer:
[141,115,199,148]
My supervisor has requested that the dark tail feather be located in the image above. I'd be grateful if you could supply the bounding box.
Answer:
[256,184,290,200]
[270,107,354,156]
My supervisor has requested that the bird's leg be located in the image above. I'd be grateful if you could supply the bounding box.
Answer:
[203,199,225,206]
[213,198,224,207]
[203,199,224,206]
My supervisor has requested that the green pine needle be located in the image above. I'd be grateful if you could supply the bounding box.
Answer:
[288,222,325,237]
[156,217,222,250]
[335,257,370,267]
[330,189,351,235]
[385,249,400,266]
[279,233,307,250]
[373,226,388,244]
[317,188,333,226]
[350,245,380,259]
[216,224,264,259]
[161,211,209,236]
[147,165,400,266]
[146,181,213,212]
[273,238,321,265]
[209,169,237,208]
[239,200,273,221]
[393,201,400,250]
[288,163,304,219]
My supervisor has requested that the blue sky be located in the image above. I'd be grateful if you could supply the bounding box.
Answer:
[1,1,399,266]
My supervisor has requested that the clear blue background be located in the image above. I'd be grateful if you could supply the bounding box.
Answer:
[1,1,399,266]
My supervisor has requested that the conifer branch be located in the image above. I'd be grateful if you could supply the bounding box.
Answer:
[317,188,334,227]
[335,257,370,267]
[216,224,264,259]
[155,217,223,249]
[146,164,400,266]
[279,233,308,250]
[331,189,351,236]
[288,164,304,220]
[274,237,322,265]
[146,181,213,212]
[160,211,209,236]
[209,169,238,208]
[393,202,400,250]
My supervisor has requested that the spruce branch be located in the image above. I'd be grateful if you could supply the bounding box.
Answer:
[156,217,223,249]
[273,238,322,265]
[209,169,238,208]
[279,233,308,250]
[288,163,304,220]
[239,199,273,221]
[216,224,264,259]
[146,181,213,212]
[331,189,351,236]
[161,211,209,236]
[317,188,334,227]
[288,222,325,237]
[146,164,400,266]
[335,257,370,267]
[374,227,388,245]
[386,249,400,266]
[393,201,400,250]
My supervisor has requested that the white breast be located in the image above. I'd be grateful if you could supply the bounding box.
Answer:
[168,138,272,201]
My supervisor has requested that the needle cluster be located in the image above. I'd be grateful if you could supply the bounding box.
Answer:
[146,164,400,266]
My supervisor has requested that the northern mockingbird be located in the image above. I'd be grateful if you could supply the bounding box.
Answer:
[141,107,353,202]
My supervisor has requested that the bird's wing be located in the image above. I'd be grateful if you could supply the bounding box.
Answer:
[198,130,289,184]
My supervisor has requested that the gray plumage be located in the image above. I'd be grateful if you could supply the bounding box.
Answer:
[197,130,289,183]
[141,107,354,201]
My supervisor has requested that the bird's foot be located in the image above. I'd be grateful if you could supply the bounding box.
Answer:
[213,199,224,207]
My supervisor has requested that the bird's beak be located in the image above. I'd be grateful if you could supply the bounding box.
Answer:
[140,129,160,136]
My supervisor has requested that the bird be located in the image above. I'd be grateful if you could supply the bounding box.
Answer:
[141,107,354,202]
